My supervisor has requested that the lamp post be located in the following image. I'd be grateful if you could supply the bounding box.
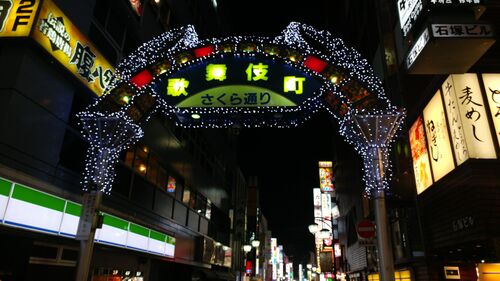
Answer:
[242,244,252,280]
[341,109,405,281]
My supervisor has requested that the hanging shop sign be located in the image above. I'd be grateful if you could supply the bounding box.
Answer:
[409,116,433,194]
[397,0,423,36]
[441,74,496,159]
[31,0,114,96]
[0,0,41,37]
[481,74,500,148]
[156,56,321,109]
[318,161,334,192]
[406,28,430,69]
[423,90,455,182]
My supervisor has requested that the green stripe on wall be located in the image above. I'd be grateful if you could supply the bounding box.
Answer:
[103,214,129,230]
[12,184,65,212]
[150,230,166,242]
[129,223,149,237]
[166,236,176,245]
[0,178,11,196]
[65,202,81,217]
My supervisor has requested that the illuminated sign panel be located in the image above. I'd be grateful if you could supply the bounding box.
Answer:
[0,0,40,37]
[397,0,423,36]
[441,76,469,165]
[156,56,321,108]
[423,91,455,181]
[481,74,500,149]
[321,193,332,233]
[431,23,494,38]
[318,161,334,192]
[446,74,496,159]
[406,28,430,69]
[409,116,433,194]
[430,0,482,4]
[167,176,176,193]
[31,0,114,96]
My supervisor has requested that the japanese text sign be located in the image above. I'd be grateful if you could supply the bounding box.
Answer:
[482,74,500,148]
[397,0,423,36]
[442,74,496,159]
[0,0,40,37]
[423,91,455,181]
[157,56,320,109]
[431,24,494,38]
[31,0,114,96]
[409,116,433,194]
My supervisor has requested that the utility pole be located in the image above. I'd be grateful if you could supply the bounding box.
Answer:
[75,190,102,281]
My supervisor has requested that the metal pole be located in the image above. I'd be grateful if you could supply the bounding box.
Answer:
[75,191,103,281]
[373,189,395,281]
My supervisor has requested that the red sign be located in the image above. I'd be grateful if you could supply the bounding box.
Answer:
[356,220,376,239]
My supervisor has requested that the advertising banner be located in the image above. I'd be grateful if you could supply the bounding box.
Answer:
[31,0,114,96]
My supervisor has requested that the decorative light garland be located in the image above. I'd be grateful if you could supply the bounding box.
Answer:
[77,111,143,193]
[78,22,406,194]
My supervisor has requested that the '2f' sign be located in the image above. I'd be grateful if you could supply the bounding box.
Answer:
[0,0,37,34]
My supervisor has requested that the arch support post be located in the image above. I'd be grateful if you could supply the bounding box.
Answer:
[343,109,405,281]
[75,112,143,281]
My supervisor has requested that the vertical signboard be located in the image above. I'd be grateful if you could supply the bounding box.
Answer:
[313,188,322,228]
[318,161,334,192]
[0,0,40,37]
[397,0,423,36]
[481,74,500,149]
[321,193,332,234]
[271,238,278,280]
[448,74,496,159]
[423,91,455,181]
[441,76,469,165]
[31,0,114,96]
[409,116,433,194]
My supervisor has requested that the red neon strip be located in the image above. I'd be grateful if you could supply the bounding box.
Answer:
[130,69,153,88]
[303,55,328,73]
[194,45,215,58]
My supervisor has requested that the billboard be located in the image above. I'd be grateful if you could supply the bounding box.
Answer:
[31,0,115,96]
[0,0,40,37]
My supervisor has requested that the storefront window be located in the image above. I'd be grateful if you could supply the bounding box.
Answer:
[133,145,149,175]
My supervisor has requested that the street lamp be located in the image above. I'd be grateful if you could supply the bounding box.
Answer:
[251,239,260,248]
[243,244,252,253]
[341,109,405,281]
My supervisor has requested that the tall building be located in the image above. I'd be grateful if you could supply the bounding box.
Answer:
[333,0,500,280]
[0,0,243,280]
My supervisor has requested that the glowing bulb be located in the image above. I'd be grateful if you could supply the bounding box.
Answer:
[191,113,201,119]
[139,164,147,173]
[121,95,131,103]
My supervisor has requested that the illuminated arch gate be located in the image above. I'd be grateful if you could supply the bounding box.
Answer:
[78,22,404,196]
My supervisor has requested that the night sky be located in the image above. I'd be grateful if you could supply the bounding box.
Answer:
[236,111,337,263]
[214,0,347,263]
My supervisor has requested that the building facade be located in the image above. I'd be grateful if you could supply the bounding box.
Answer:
[0,0,244,280]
